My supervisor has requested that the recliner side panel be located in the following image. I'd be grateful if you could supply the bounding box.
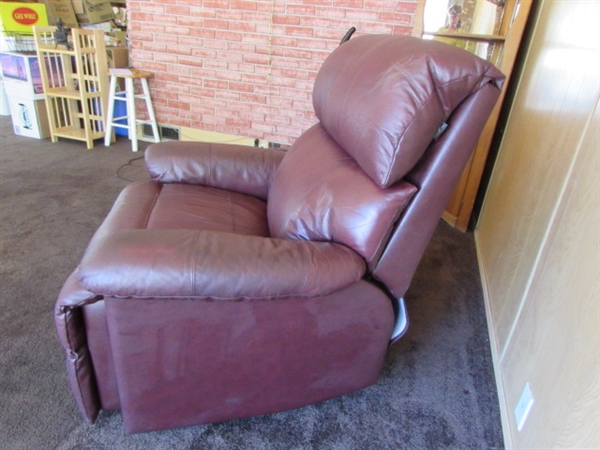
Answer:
[103,281,394,434]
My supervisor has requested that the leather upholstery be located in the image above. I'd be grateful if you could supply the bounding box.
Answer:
[145,141,284,200]
[54,35,504,433]
[79,229,366,299]
[104,282,393,432]
[314,34,503,188]
[268,123,417,267]
[373,83,502,299]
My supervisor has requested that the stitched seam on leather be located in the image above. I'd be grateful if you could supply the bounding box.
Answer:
[143,183,163,229]
[189,231,201,296]
[369,185,418,266]
[268,158,277,196]
[298,243,311,294]
[275,145,354,238]
[227,191,235,233]
[386,91,438,187]
[208,144,213,186]
[387,73,484,187]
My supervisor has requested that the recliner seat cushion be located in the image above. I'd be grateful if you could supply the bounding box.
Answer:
[87,180,269,241]
[268,124,417,267]
[313,35,503,188]
[146,183,269,236]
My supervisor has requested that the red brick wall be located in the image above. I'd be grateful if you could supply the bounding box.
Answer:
[127,0,417,144]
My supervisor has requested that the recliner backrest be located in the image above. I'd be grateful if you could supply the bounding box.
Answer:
[267,122,418,267]
[268,35,504,285]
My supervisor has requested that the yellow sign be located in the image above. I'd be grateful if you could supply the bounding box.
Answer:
[1,2,49,33]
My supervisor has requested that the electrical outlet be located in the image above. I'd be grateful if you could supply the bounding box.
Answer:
[514,382,534,432]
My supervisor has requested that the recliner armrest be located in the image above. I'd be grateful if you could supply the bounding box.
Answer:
[78,229,366,300]
[145,141,285,200]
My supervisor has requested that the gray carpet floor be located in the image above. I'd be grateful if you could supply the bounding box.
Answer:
[0,116,504,449]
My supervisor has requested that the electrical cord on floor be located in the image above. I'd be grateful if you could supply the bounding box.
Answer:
[115,153,147,182]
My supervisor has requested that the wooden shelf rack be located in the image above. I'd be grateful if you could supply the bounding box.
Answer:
[33,26,109,149]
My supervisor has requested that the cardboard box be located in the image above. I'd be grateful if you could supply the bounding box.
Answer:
[0,52,44,98]
[106,46,128,69]
[71,0,84,15]
[7,95,51,139]
[106,46,128,92]
[39,0,78,28]
[80,21,112,32]
[0,2,49,33]
[104,28,127,47]
[74,0,114,24]
[107,30,127,45]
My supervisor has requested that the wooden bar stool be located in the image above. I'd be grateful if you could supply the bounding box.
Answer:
[104,68,160,152]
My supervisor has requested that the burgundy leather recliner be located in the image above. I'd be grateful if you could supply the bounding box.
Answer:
[55,35,504,434]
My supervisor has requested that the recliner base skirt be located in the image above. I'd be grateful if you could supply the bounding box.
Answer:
[82,281,394,434]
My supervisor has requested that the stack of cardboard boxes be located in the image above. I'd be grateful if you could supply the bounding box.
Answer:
[0,0,127,139]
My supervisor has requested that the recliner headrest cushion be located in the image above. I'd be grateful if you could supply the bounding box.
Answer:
[313,35,504,188]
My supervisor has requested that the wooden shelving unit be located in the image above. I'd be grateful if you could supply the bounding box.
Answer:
[33,26,109,149]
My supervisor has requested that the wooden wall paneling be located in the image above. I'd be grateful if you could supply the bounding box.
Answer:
[476,0,600,447]
[476,0,600,356]
[501,97,599,448]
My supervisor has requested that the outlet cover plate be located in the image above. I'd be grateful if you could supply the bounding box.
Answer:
[515,382,534,432]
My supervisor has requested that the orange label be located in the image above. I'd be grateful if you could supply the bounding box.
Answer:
[12,7,39,26]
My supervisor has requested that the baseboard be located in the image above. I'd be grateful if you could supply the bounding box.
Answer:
[136,122,293,153]
[474,231,513,449]
[178,126,261,147]
[442,210,458,228]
